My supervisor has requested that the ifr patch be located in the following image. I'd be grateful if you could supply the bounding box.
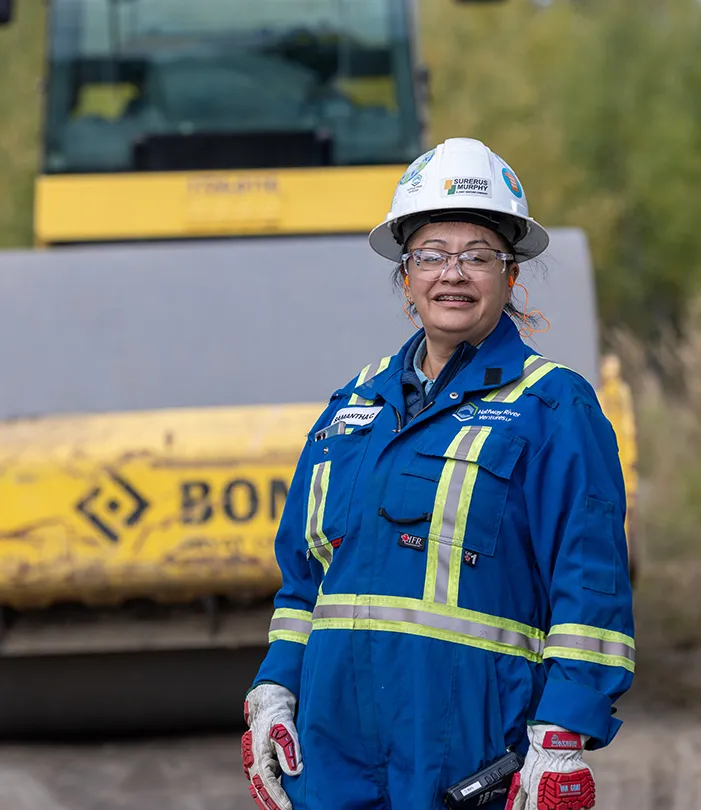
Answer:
[398,532,426,552]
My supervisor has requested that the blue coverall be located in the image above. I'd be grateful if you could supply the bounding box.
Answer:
[253,313,635,810]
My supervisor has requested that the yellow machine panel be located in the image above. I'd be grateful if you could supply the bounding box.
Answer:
[0,403,322,608]
[34,165,402,245]
[597,355,638,579]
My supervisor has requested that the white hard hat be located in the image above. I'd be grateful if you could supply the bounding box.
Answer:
[369,138,549,262]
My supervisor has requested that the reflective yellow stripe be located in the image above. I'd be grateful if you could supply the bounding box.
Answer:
[423,426,491,605]
[483,355,564,404]
[482,355,541,402]
[312,593,545,662]
[269,630,311,645]
[544,623,635,672]
[305,461,333,572]
[348,363,373,406]
[501,361,560,403]
[348,355,392,405]
[269,608,313,645]
[543,646,635,673]
[272,608,314,622]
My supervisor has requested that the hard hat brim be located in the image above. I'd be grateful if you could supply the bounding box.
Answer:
[368,213,550,264]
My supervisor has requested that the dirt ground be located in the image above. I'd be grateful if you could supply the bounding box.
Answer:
[0,703,699,810]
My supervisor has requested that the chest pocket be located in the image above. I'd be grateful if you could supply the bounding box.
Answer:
[387,426,525,557]
[304,424,373,570]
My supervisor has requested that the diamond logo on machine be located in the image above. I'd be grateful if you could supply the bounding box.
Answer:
[75,469,150,543]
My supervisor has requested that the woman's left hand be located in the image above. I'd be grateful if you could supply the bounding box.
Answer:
[505,724,595,810]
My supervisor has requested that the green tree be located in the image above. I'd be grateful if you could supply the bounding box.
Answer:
[422,0,701,339]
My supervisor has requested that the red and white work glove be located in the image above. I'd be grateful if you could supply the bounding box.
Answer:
[506,724,595,810]
[242,683,303,810]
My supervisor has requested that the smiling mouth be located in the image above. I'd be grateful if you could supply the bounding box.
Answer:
[434,294,476,303]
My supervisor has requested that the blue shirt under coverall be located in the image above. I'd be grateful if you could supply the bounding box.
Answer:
[253,313,635,810]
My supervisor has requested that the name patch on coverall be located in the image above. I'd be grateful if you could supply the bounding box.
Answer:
[331,406,382,427]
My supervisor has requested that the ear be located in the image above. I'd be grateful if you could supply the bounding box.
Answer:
[508,264,520,287]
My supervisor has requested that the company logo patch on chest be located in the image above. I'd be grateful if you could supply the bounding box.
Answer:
[453,402,479,422]
[331,405,383,427]
[478,407,521,423]
[453,402,522,424]
[398,532,426,551]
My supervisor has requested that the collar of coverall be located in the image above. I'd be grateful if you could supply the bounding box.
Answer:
[349,313,530,404]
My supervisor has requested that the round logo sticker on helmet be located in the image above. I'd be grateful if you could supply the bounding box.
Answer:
[400,149,436,185]
[502,167,523,199]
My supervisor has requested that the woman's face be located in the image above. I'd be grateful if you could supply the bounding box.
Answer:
[405,221,518,346]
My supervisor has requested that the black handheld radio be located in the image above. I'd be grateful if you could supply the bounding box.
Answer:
[442,750,525,809]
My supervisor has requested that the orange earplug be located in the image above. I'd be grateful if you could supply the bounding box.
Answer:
[508,276,515,288]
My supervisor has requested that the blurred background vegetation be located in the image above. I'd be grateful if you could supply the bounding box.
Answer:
[423,0,701,342]
[2,0,701,701]
[420,0,701,705]
[0,0,43,248]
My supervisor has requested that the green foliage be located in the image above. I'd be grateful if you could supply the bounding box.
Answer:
[600,307,701,701]
[421,0,701,339]
[0,0,44,248]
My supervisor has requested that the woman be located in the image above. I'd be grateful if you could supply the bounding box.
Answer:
[242,138,634,810]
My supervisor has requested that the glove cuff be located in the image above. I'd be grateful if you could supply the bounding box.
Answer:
[528,723,589,751]
[245,683,297,726]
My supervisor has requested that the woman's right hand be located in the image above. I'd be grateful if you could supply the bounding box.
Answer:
[242,683,304,810]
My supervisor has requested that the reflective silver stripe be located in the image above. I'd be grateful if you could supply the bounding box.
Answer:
[312,602,543,656]
[545,633,635,662]
[348,356,392,405]
[452,427,483,460]
[307,461,329,545]
[432,458,473,604]
[434,540,452,604]
[269,617,313,636]
[306,462,333,569]
[362,359,385,384]
[425,427,489,605]
[487,356,550,402]
[308,535,332,550]
[439,431,482,542]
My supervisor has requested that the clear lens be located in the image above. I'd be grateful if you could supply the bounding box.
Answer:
[407,248,508,279]
[414,249,446,269]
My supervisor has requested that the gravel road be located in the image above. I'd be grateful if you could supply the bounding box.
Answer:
[1,707,699,810]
